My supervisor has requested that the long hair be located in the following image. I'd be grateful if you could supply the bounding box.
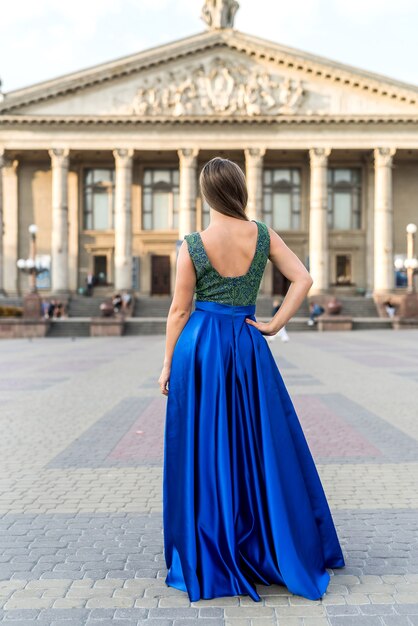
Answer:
[199,157,249,221]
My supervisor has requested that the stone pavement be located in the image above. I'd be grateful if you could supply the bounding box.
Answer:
[0,329,417,626]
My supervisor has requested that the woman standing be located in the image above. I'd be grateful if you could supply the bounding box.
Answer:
[159,157,345,603]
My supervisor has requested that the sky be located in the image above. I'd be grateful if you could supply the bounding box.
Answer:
[1,0,417,94]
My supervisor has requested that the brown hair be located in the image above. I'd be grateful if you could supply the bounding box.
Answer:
[199,157,249,221]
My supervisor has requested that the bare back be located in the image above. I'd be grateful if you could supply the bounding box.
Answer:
[198,219,259,279]
[183,219,270,306]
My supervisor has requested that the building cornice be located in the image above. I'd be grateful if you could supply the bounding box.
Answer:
[1,114,418,127]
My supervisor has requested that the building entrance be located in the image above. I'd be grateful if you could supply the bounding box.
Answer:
[151,255,171,295]
[336,254,352,285]
[94,255,108,285]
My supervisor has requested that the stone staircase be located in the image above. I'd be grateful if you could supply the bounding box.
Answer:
[332,297,379,317]
[132,295,378,319]
[47,319,90,338]
[133,296,172,317]
[1,293,379,320]
[255,297,311,318]
[0,293,384,337]
[67,295,109,318]
[131,295,312,318]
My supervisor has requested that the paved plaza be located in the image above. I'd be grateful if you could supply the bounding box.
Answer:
[0,329,417,626]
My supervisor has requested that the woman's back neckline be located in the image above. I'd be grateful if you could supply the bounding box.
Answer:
[197,219,260,280]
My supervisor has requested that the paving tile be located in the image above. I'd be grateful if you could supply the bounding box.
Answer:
[0,331,417,625]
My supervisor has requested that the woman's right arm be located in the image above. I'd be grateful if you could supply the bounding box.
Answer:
[245,227,313,335]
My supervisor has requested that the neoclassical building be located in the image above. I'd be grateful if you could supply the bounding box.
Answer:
[1,0,418,299]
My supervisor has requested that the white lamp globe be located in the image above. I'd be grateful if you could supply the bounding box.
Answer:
[406,223,417,235]
[28,224,38,235]
[394,258,405,270]
[16,259,26,269]
[25,259,35,269]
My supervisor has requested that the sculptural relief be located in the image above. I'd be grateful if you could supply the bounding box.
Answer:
[201,0,239,30]
[121,58,306,118]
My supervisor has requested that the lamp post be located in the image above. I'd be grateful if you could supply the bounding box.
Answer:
[17,224,40,293]
[16,224,48,318]
[405,223,418,294]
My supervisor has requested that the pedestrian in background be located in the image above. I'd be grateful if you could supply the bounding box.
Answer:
[308,301,325,326]
[86,272,94,296]
[383,300,396,318]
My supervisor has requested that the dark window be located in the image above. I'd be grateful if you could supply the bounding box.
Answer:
[142,168,179,230]
[327,168,361,230]
[83,168,115,230]
[263,168,301,230]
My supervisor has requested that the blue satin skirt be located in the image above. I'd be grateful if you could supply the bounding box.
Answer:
[163,300,345,602]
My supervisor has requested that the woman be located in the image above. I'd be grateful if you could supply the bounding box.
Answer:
[159,157,345,603]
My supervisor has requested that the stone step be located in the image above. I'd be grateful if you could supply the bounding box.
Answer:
[124,319,168,335]
[67,296,110,317]
[133,296,173,317]
[0,294,381,319]
[335,301,379,316]
[132,296,379,318]
[33,315,396,336]
[124,316,319,335]
[352,318,393,330]
[256,298,311,317]
[131,297,313,318]
[47,319,90,337]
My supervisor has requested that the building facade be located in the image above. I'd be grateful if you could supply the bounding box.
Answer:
[1,1,418,298]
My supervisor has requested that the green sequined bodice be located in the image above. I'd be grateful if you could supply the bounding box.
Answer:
[184,220,270,306]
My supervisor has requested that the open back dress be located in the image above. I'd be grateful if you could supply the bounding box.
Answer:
[163,219,345,602]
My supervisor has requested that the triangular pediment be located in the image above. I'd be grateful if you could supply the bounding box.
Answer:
[2,29,418,120]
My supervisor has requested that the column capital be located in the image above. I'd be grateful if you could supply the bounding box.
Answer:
[113,148,134,167]
[49,148,70,168]
[0,150,18,170]
[374,147,396,168]
[178,148,199,166]
[309,147,331,165]
[244,147,266,162]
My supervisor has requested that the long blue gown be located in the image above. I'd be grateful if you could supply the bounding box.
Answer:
[163,219,345,602]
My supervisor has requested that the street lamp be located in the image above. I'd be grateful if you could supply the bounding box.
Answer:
[16,224,48,293]
[405,223,418,293]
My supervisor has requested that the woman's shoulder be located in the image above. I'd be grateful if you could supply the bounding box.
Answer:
[253,219,269,232]
[183,232,203,259]
[255,219,268,229]
[183,231,201,242]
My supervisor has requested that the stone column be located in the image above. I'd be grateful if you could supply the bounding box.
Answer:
[49,148,70,293]
[2,155,19,294]
[309,147,331,294]
[244,148,265,221]
[0,150,5,294]
[113,148,134,291]
[373,147,396,293]
[68,170,79,292]
[365,159,375,296]
[178,148,198,238]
